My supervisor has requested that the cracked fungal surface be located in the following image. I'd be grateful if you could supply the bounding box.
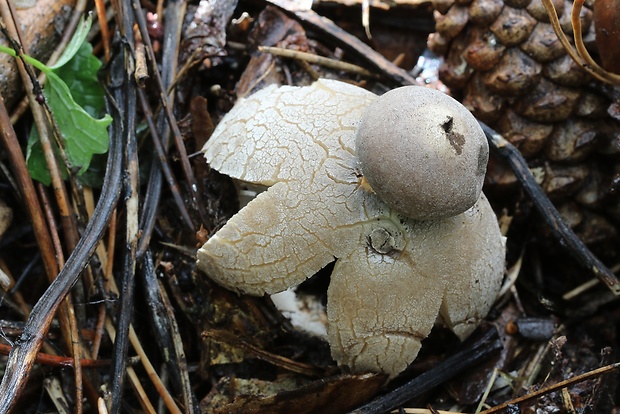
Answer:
[198,79,505,377]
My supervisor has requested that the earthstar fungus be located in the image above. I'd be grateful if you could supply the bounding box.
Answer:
[197,79,506,377]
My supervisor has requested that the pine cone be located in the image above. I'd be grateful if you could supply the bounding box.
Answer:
[429,0,620,253]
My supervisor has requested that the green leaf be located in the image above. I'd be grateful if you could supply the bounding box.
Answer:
[27,70,111,183]
[26,130,53,185]
[0,14,91,73]
[24,14,111,185]
[50,15,92,70]
[54,41,105,117]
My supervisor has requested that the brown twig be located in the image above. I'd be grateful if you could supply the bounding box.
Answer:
[9,0,89,124]
[541,0,620,85]
[0,3,89,411]
[265,0,421,86]
[37,184,66,267]
[0,49,124,412]
[91,209,116,360]
[0,343,109,368]
[104,318,183,414]
[94,0,111,61]
[570,0,620,85]
[480,362,620,413]
[36,184,86,411]
[102,258,185,414]
[203,329,326,377]
[258,45,379,78]
[107,1,138,412]
[480,122,620,295]
[0,92,59,287]
[105,320,158,414]
[132,0,206,227]
[137,89,194,230]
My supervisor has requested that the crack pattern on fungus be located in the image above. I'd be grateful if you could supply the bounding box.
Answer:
[197,80,505,377]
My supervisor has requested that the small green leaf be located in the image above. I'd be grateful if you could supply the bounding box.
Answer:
[26,130,53,185]
[26,70,111,182]
[50,15,92,70]
[0,13,90,73]
[0,14,110,185]
[48,71,111,171]
[22,12,111,185]
[54,41,105,117]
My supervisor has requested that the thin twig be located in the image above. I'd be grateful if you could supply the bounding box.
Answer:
[104,279,184,414]
[158,276,198,413]
[0,95,58,303]
[108,0,138,411]
[480,362,620,413]
[9,0,89,124]
[94,0,111,61]
[132,0,206,226]
[36,184,86,413]
[105,319,158,414]
[570,0,620,85]
[0,4,89,411]
[104,267,184,414]
[258,45,378,78]
[480,122,620,295]
[475,368,500,414]
[350,329,502,414]
[265,0,420,86]
[37,184,66,267]
[203,329,326,377]
[541,0,620,85]
[138,0,189,258]
[0,343,109,367]
[141,251,198,413]
[0,44,124,412]
[137,89,194,230]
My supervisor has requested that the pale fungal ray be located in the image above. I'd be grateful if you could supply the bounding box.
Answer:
[204,79,376,186]
[437,194,507,340]
[327,195,505,376]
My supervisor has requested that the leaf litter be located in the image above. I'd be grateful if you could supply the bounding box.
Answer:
[0,0,618,413]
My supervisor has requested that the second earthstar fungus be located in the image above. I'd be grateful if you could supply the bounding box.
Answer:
[197,79,506,378]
